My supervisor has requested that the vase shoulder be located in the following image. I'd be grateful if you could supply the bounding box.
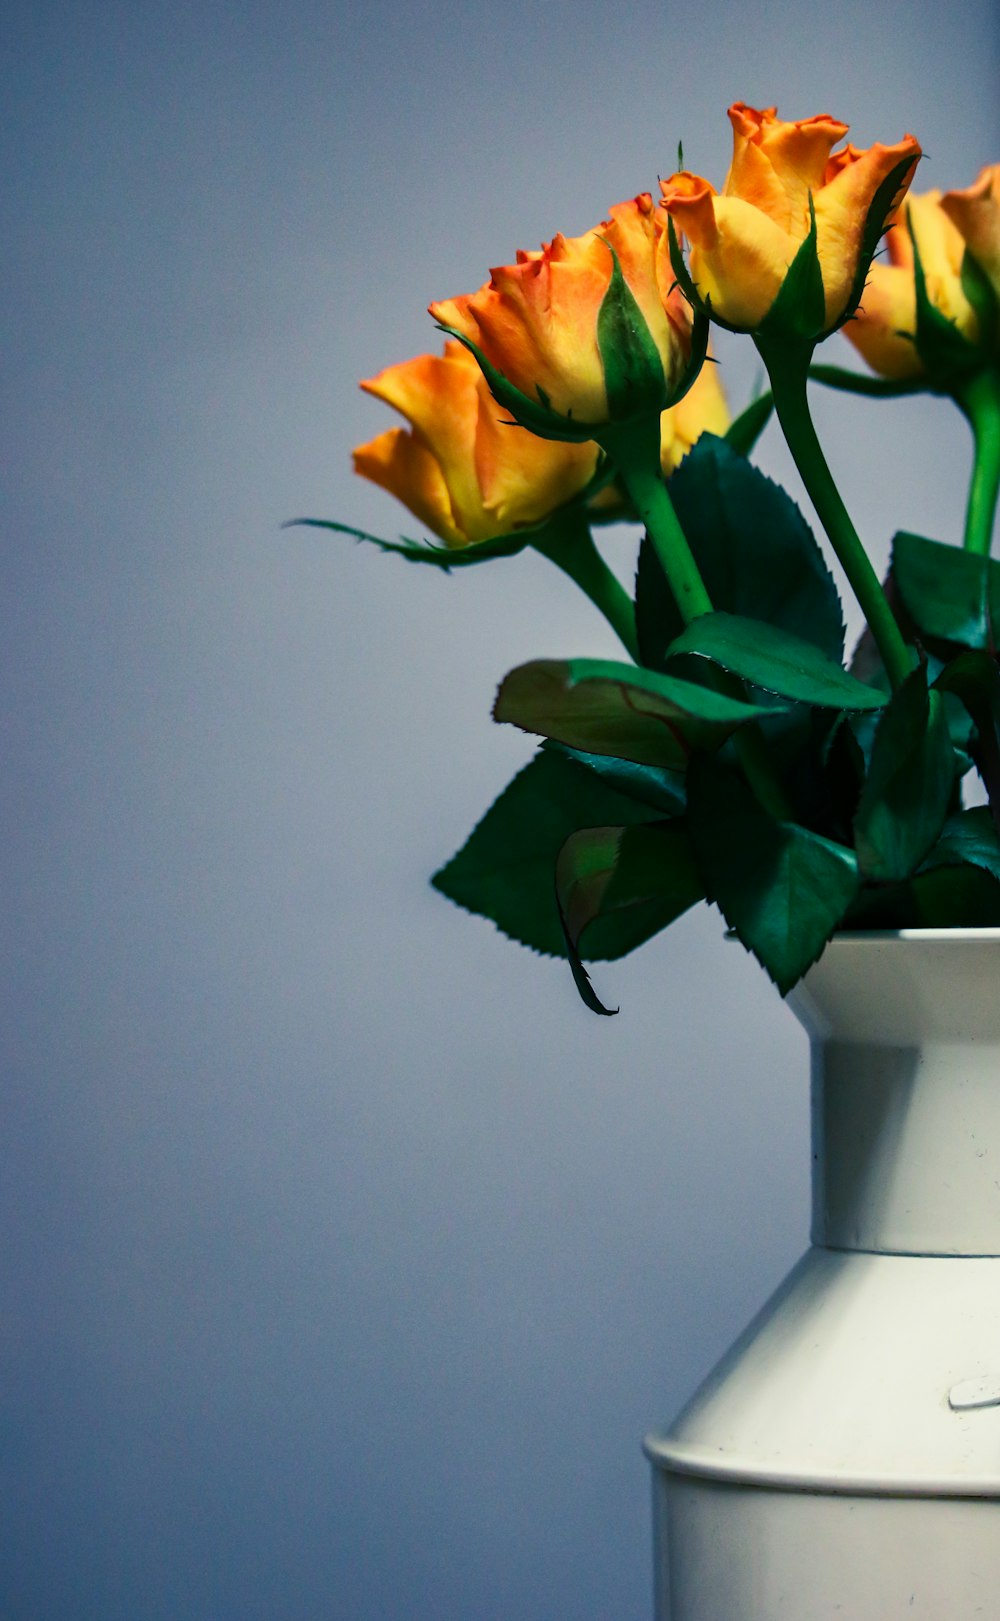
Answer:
[788,929,1000,1045]
[646,1248,1000,1495]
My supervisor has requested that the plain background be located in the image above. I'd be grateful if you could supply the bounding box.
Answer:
[3,3,998,1617]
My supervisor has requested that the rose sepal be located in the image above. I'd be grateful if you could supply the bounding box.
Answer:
[961,248,1000,350]
[831,151,926,337]
[286,454,615,569]
[907,218,996,383]
[756,195,826,347]
[433,321,604,443]
[285,515,530,567]
[595,240,669,419]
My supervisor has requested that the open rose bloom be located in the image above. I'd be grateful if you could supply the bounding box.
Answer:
[660,104,921,338]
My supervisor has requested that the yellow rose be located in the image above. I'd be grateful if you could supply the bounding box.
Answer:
[353,341,599,548]
[660,103,921,337]
[843,190,981,378]
[429,194,693,425]
[942,164,1000,311]
[660,354,731,474]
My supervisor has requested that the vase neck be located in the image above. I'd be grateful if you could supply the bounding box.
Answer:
[789,933,1000,1257]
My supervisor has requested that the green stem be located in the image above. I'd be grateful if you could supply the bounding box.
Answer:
[954,365,1000,557]
[530,510,639,662]
[601,417,792,821]
[758,338,913,692]
[600,418,713,625]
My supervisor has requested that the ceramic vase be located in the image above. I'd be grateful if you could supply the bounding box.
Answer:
[645,928,1000,1620]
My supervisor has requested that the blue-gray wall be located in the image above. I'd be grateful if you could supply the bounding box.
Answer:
[3,3,998,1616]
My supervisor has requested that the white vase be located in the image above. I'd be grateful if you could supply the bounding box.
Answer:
[644,928,1000,1621]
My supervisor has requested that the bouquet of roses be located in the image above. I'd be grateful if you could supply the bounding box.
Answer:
[304,103,1000,1011]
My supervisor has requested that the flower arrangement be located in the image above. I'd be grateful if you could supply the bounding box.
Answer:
[305,104,1000,1010]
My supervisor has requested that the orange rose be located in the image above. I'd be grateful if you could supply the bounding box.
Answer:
[353,340,599,547]
[660,104,921,339]
[429,194,693,425]
[843,190,981,378]
[942,164,1000,312]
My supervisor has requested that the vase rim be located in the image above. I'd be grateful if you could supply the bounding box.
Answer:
[829,927,1000,943]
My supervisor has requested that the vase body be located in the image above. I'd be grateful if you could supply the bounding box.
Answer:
[644,930,1000,1620]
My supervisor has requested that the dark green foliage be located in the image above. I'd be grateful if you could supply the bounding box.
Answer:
[431,749,664,959]
[425,433,999,1011]
[920,808,1000,885]
[636,436,843,670]
[493,657,781,769]
[687,755,859,993]
[724,391,774,457]
[555,821,703,1014]
[846,861,1000,930]
[853,665,954,882]
[666,612,886,710]
[892,532,1000,648]
[541,742,686,816]
[935,651,1000,827]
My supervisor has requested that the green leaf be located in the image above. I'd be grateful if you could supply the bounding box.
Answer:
[918,807,1000,884]
[783,710,865,846]
[911,864,1000,924]
[555,820,704,1014]
[934,651,1000,826]
[596,241,667,420]
[892,531,1000,648]
[758,193,826,343]
[494,657,783,769]
[724,390,774,457]
[853,664,955,881]
[431,748,661,958]
[636,435,844,670]
[666,612,887,710]
[687,754,859,994]
[541,741,686,816]
[846,863,1000,930]
[286,517,529,568]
